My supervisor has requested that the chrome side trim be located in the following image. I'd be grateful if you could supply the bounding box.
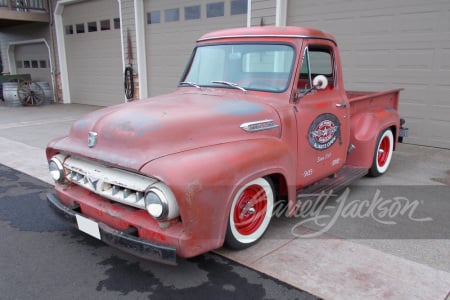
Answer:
[240,119,279,132]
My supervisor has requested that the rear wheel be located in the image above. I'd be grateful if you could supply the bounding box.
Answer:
[369,129,394,177]
[225,177,274,249]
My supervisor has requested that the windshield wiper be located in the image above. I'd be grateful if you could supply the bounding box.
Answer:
[179,81,201,89]
[211,80,247,93]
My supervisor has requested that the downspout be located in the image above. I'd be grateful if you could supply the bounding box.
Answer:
[276,0,287,26]
[134,0,148,99]
[247,0,251,27]
[47,0,58,103]
[54,1,70,103]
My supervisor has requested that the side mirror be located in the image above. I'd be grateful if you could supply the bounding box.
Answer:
[294,75,329,103]
[312,75,328,90]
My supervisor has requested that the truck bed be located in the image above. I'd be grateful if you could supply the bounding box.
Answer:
[347,89,403,117]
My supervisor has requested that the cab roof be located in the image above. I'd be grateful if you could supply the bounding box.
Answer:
[198,26,337,45]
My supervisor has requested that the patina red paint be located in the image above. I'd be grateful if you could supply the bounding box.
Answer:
[46,26,406,264]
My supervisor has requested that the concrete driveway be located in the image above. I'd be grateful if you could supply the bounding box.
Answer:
[1,103,449,300]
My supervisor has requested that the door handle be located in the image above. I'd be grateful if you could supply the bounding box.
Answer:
[336,102,347,108]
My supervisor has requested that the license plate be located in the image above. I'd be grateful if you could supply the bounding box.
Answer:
[76,214,101,240]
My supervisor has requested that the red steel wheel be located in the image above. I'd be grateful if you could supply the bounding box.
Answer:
[369,129,394,177]
[225,177,274,249]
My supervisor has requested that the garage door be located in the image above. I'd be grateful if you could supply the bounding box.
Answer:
[63,0,123,106]
[15,43,51,84]
[144,0,248,96]
[287,0,450,149]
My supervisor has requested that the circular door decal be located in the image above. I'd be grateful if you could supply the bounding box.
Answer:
[308,113,341,150]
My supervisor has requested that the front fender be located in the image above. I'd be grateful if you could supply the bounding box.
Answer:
[140,138,295,255]
[46,136,67,160]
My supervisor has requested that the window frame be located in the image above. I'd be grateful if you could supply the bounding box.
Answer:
[299,45,337,91]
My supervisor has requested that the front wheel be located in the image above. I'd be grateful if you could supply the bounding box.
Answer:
[224,177,274,250]
[369,129,394,177]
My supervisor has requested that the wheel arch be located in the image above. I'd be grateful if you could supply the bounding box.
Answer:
[346,109,400,169]
[267,173,289,202]
[140,138,296,252]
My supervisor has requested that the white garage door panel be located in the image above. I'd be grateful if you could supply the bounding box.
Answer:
[15,43,51,83]
[63,0,122,106]
[145,0,247,96]
[287,0,450,149]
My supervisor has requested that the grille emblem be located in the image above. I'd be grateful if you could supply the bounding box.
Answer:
[88,131,98,148]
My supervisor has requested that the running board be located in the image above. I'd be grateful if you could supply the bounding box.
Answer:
[297,166,368,198]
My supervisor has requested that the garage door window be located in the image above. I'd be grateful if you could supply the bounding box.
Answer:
[114,18,120,29]
[65,25,73,35]
[76,23,85,34]
[185,5,201,20]
[147,11,160,24]
[165,8,179,22]
[100,19,110,31]
[88,21,97,32]
[231,0,247,15]
[207,2,224,18]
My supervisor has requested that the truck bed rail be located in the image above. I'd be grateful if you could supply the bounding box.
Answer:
[347,88,403,117]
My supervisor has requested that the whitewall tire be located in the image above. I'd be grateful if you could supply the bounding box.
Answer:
[369,129,394,177]
[225,177,274,249]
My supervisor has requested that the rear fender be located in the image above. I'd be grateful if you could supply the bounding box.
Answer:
[140,138,295,253]
[346,108,400,168]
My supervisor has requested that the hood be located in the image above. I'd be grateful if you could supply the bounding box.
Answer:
[52,90,281,170]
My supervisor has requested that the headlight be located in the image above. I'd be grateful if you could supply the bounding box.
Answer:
[49,156,65,182]
[144,183,179,221]
[145,190,167,219]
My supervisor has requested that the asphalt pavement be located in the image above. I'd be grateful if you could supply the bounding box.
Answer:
[0,163,318,300]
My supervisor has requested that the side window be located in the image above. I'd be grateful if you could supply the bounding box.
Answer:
[298,46,335,91]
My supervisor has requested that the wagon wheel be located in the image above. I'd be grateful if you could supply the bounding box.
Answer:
[17,81,44,106]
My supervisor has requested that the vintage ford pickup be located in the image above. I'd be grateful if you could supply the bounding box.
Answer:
[46,26,407,264]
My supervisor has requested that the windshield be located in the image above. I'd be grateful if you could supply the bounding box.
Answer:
[181,44,295,92]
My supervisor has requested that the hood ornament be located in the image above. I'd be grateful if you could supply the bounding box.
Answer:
[87,131,98,148]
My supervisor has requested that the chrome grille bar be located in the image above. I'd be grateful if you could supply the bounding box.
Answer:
[63,157,157,209]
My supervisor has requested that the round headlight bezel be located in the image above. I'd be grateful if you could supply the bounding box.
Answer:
[144,183,179,221]
[144,189,169,220]
[49,156,65,183]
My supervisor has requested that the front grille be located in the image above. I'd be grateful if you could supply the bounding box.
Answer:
[63,156,157,209]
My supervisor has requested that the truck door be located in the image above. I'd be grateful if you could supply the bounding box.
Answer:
[294,42,350,187]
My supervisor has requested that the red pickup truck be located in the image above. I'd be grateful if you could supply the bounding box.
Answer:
[46,26,407,265]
